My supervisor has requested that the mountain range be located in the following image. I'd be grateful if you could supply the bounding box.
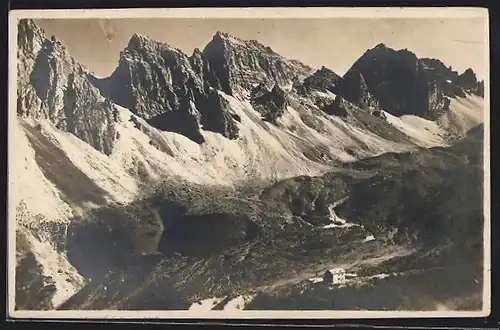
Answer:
[13,18,485,311]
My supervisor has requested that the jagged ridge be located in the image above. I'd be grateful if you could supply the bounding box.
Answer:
[342,43,483,118]
[17,19,118,155]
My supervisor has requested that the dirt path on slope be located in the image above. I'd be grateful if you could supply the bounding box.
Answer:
[257,244,415,292]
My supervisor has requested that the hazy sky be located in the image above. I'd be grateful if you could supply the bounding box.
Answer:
[34,18,487,80]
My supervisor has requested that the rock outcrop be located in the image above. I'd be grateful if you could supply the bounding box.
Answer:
[457,68,484,97]
[336,69,379,111]
[250,84,290,124]
[457,68,478,91]
[17,19,118,155]
[324,96,349,118]
[94,33,240,143]
[475,80,485,97]
[203,31,313,95]
[297,66,342,95]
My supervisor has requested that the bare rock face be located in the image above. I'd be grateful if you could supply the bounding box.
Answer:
[297,66,342,95]
[337,69,379,111]
[199,91,240,139]
[250,84,290,124]
[475,80,485,97]
[457,68,484,97]
[418,58,459,98]
[95,33,239,143]
[297,66,380,117]
[345,43,470,119]
[17,19,117,155]
[324,96,349,118]
[457,68,478,91]
[203,31,313,95]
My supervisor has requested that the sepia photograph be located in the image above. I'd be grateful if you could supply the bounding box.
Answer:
[8,7,490,319]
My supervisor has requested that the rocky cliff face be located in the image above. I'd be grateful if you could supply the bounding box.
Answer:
[336,69,379,111]
[17,19,118,155]
[94,31,316,143]
[250,84,290,124]
[203,32,313,95]
[94,33,240,143]
[297,66,342,95]
[345,43,483,119]
[458,68,484,97]
[475,80,484,97]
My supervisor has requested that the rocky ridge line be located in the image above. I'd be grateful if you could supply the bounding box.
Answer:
[17,19,118,155]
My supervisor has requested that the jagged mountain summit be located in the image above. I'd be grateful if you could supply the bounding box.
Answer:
[297,66,343,95]
[17,19,118,155]
[93,30,314,143]
[17,18,484,154]
[203,31,314,95]
[93,32,240,143]
[344,43,484,118]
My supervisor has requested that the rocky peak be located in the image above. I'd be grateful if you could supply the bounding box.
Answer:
[297,66,342,95]
[457,68,478,90]
[456,68,484,97]
[17,19,45,55]
[475,80,484,97]
[192,47,203,57]
[346,44,460,118]
[127,33,151,49]
[214,30,229,38]
[203,31,313,95]
[93,32,239,143]
[17,19,118,155]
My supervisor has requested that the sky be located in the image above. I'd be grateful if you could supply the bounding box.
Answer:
[34,18,487,80]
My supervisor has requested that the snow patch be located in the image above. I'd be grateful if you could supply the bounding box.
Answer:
[363,235,375,242]
[313,90,337,99]
[308,277,324,283]
[369,273,391,280]
[188,297,225,311]
[223,294,256,311]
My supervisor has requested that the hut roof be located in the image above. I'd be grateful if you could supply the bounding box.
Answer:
[326,268,345,275]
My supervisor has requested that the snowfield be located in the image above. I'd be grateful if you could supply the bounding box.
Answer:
[321,199,359,229]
